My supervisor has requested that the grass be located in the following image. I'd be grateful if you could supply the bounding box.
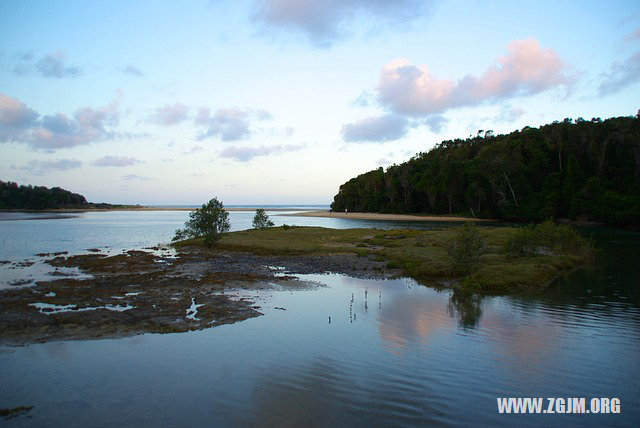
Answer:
[173,224,594,294]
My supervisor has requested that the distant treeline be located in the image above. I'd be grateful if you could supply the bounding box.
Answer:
[0,181,88,209]
[331,115,640,225]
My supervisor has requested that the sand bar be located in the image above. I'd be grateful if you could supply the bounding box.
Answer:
[279,210,494,222]
[2,207,322,213]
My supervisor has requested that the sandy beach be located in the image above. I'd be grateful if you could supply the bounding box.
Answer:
[3,207,318,213]
[279,210,494,222]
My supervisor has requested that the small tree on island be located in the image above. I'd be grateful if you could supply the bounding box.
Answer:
[252,208,274,229]
[172,198,230,248]
[448,222,486,275]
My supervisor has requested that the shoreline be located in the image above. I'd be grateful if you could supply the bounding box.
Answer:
[279,210,495,222]
[0,207,323,213]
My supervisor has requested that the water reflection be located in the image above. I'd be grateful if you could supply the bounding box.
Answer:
[245,359,351,427]
[447,290,483,329]
[376,290,453,353]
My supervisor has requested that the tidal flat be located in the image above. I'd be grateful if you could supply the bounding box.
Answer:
[0,243,393,345]
[1,224,592,346]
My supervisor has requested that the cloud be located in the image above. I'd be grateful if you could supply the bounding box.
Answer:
[26,51,82,78]
[181,145,204,155]
[196,107,271,141]
[122,65,144,77]
[376,152,395,166]
[150,103,190,125]
[92,156,142,167]
[0,93,121,150]
[598,52,640,96]
[219,144,304,162]
[122,174,152,181]
[377,38,570,116]
[253,0,432,47]
[0,93,39,141]
[342,114,409,142]
[424,115,448,133]
[495,106,525,123]
[21,158,82,175]
[352,90,375,107]
[625,28,640,42]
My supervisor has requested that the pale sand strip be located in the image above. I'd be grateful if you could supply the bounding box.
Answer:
[36,207,318,213]
[278,210,494,222]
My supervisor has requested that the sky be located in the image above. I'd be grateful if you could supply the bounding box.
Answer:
[1,0,639,205]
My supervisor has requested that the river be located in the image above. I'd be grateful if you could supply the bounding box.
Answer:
[0,210,638,426]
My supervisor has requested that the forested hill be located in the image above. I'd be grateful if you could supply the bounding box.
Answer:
[0,181,88,209]
[331,115,640,225]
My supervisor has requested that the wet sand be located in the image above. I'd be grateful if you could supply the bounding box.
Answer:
[280,210,494,222]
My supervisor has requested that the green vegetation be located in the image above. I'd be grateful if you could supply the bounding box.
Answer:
[0,180,141,210]
[174,224,594,294]
[503,220,593,258]
[172,198,230,248]
[447,223,487,274]
[1,180,87,209]
[252,208,274,229]
[331,115,640,225]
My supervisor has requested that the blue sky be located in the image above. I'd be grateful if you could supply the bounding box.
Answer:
[1,0,639,204]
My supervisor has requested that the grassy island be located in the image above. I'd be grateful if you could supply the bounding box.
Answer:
[174,222,594,294]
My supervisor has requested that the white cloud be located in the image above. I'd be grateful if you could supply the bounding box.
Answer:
[150,103,190,125]
[219,144,304,162]
[21,158,82,175]
[341,114,409,142]
[377,39,571,116]
[181,145,204,155]
[122,174,152,181]
[196,107,271,141]
[92,156,142,167]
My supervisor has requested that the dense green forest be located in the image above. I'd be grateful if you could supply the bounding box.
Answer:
[331,115,640,225]
[0,181,88,209]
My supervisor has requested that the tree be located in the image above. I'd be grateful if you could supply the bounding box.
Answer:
[172,198,230,248]
[252,208,274,229]
[447,223,487,274]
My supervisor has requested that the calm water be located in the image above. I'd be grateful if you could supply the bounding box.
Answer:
[0,211,639,426]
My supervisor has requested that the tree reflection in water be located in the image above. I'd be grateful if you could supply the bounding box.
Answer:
[448,289,483,329]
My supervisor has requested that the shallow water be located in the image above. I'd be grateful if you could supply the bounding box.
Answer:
[0,212,638,426]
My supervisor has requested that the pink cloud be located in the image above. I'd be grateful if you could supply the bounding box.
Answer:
[377,38,571,116]
[0,93,121,150]
[150,103,190,125]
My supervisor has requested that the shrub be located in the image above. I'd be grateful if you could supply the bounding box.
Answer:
[172,198,230,248]
[503,226,536,256]
[252,208,274,229]
[447,223,487,274]
[503,220,593,257]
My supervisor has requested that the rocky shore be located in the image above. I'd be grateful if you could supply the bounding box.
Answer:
[0,247,394,346]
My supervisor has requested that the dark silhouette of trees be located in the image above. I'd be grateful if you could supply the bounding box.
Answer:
[0,181,87,209]
[331,115,640,225]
